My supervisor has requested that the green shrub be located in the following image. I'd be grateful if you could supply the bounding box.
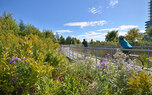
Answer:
[127,71,152,94]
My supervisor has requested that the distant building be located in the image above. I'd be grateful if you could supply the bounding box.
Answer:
[145,0,152,29]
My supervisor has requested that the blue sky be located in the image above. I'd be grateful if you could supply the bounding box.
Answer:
[0,0,149,41]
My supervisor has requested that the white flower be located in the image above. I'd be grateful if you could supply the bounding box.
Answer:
[112,48,142,74]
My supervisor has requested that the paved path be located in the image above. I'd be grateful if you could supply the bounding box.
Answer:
[61,46,101,64]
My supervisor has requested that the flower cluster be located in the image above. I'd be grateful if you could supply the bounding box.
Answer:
[9,57,27,64]
[96,58,110,74]
[9,57,27,82]
[113,49,126,62]
[12,75,18,82]
[9,58,22,64]
[112,49,143,74]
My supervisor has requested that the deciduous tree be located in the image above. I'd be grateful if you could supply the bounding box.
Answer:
[125,28,142,42]
[105,30,118,42]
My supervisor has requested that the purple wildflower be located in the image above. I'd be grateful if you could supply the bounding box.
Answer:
[13,61,17,64]
[9,61,13,64]
[9,58,22,64]
[105,65,110,68]
[12,58,22,61]
[100,66,104,69]
[101,58,107,63]
[11,58,16,61]
[103,70,107,74]
[22,57,26,60]
[96,66,99,68]
[24,61,29,64]
[17,58,22,61]
[12,78,17,82]
[100,62,105,66]
[97,57,110,71]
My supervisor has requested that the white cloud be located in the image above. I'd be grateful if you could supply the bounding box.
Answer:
[118,31,127,36]
[96,25,139,39]
[76,31,130,41]
[119,25,138,30]
[98,25,138,31]
[139,30,145,33]
[64,20,107,28]
[55,30,72,33]
[89,7,102,14]
[109,0,118,7]
[98,28,119,31]
[77,31,107,41]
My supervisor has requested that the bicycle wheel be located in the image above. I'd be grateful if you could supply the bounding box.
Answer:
[129,56,144,69]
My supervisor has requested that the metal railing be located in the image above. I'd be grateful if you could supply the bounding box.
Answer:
[61,45,152,68]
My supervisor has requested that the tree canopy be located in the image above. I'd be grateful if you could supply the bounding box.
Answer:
[125,28,142,42]
[146,26,152,37]
[105,30,118,42]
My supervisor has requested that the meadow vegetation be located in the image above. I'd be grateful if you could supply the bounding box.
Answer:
[0,12,152,95]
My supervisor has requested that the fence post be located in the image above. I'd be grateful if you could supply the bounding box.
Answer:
[73,47,74,59]
[147,48,150,68]
[96,49,97,64]
[81,47,82,58]
[77,47,78,59]
[69,45,70,58]
[111,46,112,56]
[72,47,74,59]
[101,49,102,58]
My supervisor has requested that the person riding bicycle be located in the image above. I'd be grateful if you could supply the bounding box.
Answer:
[117,35,132,54]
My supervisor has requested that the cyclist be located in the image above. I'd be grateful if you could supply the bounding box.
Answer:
[117,35,132,54]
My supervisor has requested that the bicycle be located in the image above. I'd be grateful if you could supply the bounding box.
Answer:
[114,48,144,69]
[125,54,144,69]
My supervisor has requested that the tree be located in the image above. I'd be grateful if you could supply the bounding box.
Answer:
[144,26,152,41]
[125,28,142,42]
[42,30,56,42]
[19,19,25,32]
[71,38,78,44]
[18,19,28,36]
[96,40,100,43]
[66,36,72,44]
[3,10,6,17]
[105,30,118,42]
[90,39,94,44]
[59,36,65,44]
[55,32,60,40]
[25,25,41,35]
[76,39,81,44]
[146,26,152,37]
[0,11,20,35]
